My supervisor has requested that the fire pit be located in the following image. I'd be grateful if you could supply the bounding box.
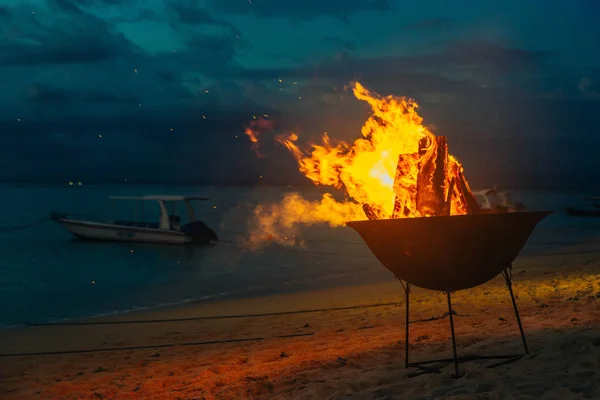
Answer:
[265,83,553,376]
[347,211,551,292]
[348,211,552,377]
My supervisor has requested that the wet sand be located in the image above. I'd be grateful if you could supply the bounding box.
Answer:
[1,245,600,399]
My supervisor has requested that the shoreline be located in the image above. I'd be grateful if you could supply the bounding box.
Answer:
[0,265,393,330]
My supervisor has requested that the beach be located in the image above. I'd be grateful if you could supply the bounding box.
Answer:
[2,243,600,399]
[2,186,600,399]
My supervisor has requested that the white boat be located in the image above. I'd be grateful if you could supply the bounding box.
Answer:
[50,195,218,245]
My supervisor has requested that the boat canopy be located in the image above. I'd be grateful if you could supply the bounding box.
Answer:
[108,195,209,229]
[108,195,209,201]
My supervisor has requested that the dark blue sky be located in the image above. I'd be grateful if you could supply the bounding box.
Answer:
[1,0,599,188]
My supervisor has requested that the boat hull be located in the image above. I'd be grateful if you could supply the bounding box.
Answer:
[56,219,191,244]
[565,207,600,217]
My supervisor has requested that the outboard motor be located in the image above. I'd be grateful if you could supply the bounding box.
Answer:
[180,221,219,244]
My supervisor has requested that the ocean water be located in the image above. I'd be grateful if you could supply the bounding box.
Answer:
[1,184,599,327]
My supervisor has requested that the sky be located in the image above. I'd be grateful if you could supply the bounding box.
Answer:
[1,0,599,188]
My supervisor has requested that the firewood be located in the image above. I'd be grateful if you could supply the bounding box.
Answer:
[416,136,437,216]
[455,169,479,214]
[432,136,448,214]
[441,177,455,216]
[362,204,379,220]
[392,153,418,218]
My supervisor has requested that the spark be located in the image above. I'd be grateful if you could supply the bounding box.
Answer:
[133,68,138,74]
[98,134,102,138]
[202,115,206,119]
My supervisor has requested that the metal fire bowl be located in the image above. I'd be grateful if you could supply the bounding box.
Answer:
[347,211,552,292]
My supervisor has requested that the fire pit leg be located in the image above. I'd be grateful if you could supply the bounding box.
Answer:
[401,280,412,368]
[502,267,529,354]
[445,291,460,377]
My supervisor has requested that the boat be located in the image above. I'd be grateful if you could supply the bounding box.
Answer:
[50,195,219,245]
[565,207,600,217]
[564,196,600,217]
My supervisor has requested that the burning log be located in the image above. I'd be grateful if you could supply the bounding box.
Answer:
[416,136,437,216]
[362,203,380,220]
[388,135,478,218]
[454,169,480,214]
[441,177,455,216]
[415,136,452,216]
[392,153,418,218]
[432,136,449,214]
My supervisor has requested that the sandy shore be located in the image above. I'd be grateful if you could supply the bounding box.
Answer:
[2,245,600,399]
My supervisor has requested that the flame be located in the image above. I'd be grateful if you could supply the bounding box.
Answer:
[244,117,273,158]
[249,82,470,247]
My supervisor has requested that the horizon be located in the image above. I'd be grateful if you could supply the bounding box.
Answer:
[0,178,593,193]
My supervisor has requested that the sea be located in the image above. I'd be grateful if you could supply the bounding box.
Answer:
[1,184,600,328]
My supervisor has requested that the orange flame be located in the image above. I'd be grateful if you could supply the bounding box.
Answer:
[248,82,468,248]
[244,117,273,158]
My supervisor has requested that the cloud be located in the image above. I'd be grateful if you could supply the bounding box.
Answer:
[50,0,135,12]
[579,77,592,92]
[27,84,140,105]
[232,41,549,101]
[576,67,600,98]
[205,0,390,20]
[0,3,135,66]
[167,0,239,34]
[0,1,249,111]
[0,6,11,18]
[403,17,453,31]
[0,38,118,66]
[320,37,358,51]
[443,41,547,71]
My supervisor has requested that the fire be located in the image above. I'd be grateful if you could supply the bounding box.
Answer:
[244,117,273,158]
[248,82,472,247]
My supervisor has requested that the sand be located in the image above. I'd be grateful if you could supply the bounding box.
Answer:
[1,246,600,399]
